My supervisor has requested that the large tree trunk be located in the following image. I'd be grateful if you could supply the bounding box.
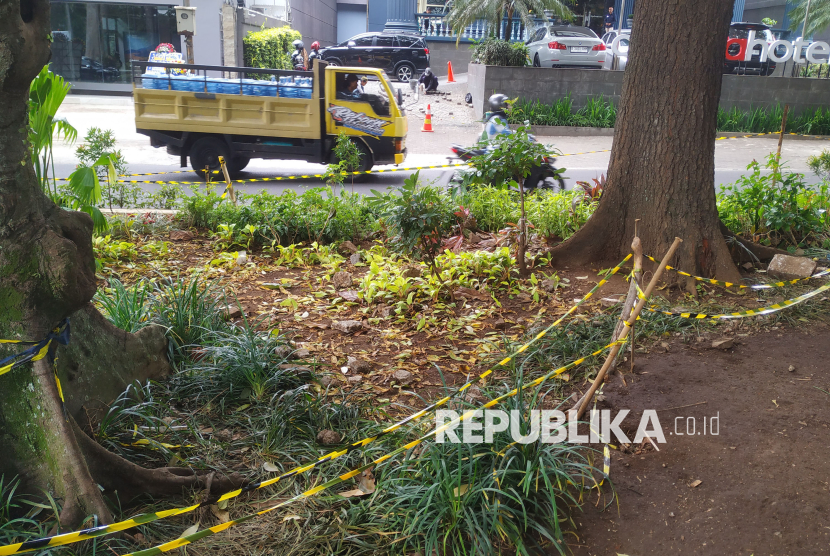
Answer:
[548,0,742,286]
[0,0,242,528]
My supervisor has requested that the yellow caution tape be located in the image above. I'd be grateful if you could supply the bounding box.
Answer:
[0,257,632,555]
[643,281,830,320]
[118,338,627,556]
[643,254,830,290]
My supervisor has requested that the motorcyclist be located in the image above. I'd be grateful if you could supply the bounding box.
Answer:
[290,39,307,70]
[309,41,321,60]
[481,93,512,146]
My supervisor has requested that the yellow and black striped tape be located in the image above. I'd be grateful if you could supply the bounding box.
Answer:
[117,338,626,556]
[642,281,830,320]
[715,131,830,141]
[0,256,632,555]
[644,254,830,290]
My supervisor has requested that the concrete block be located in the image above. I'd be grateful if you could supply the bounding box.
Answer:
[767,254,817,278]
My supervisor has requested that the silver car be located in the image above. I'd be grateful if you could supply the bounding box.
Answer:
[601,29,630,71]
[528,25,607,69]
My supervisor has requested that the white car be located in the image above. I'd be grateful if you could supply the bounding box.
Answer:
[528,25,606,69]
[601,29,630,70]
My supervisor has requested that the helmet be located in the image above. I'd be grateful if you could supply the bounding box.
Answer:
[292,39,305,51]
[310,41,320,50]
[424,67,432,75]
[488,93,509,113]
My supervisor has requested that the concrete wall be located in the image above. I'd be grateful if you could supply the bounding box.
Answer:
[291,0,338,46]
[468,64,624,117]
[467,63,830,118]
[367,0,387,32]
[426,40,473,77]
[337,4,368,43]
[222,6,288,67]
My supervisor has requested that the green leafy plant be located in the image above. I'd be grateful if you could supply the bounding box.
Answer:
[192,325,304,401]
[808,149,830,181]
[467,125,551,275]
[507,96,616,128]
[75,127,133,207]
[243,26,302,75]
[718,154,827,247]
[94,278,153,333]
[324,132,363,190]
[61,153,121,232]
[151,275,228,362]
[376,385,601,556]
[470,37,530,66]
[28,65,78,200]
[368,172,455,275]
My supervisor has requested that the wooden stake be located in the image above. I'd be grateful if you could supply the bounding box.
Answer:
[631,219,643,374]
[218,156,236,206]
[574,237,683,421]
[773,104,789,187]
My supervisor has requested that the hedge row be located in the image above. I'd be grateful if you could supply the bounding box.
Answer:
[243,26,301,72]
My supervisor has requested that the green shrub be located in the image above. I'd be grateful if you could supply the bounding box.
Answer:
[509,98,830,134]
[180,186,376,246]
[459,186,521,232]
[243,26,301,73]
[809,149,830,181]
[375,386,601,556]
[367,172,455,270]
[508,96,616,128]
[527,190,597,240]
[718,154,829,247]
[471,37,528,66]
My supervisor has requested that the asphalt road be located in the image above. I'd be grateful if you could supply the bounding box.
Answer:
[53,92,828,199]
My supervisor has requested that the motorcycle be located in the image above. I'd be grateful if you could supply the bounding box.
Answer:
[449,142,566,192]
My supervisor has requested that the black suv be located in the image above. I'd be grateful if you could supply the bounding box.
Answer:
[320,32,430,82]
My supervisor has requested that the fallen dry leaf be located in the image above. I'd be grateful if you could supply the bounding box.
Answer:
[210,505,229,523]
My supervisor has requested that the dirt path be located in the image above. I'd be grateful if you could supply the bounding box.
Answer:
[570,325,830,555]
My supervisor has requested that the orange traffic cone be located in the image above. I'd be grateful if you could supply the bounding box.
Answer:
[422,104,434,132]
[447,61,456,83]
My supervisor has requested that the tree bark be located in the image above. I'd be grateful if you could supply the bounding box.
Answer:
[0,0,240,527]
[548,0,742,287]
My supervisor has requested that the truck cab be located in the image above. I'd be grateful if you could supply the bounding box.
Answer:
[132,60,407,179]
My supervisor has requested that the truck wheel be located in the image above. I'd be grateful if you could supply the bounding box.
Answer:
[331,140,373,182]
[190,137,233,180]
[230,156,250,173]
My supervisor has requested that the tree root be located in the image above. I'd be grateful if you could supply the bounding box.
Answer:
[719,222,789,263]
[72,419,246,503]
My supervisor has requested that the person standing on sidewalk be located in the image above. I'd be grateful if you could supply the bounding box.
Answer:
[604,6,616,34]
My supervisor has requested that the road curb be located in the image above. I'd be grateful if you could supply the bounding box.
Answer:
[531,125,615,137]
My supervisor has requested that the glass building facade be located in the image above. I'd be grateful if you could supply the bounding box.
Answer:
[50,1,182,85]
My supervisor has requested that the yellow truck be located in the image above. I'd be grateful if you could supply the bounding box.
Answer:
[132,61,408,178]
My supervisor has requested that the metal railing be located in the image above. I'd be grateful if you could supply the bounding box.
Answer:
[416,13,537,42]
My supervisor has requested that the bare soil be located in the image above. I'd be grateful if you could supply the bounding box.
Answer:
[570,326,830,556]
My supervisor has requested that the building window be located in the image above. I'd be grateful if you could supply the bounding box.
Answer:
[50,1,181,84]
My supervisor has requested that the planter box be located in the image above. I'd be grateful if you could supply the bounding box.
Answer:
[467,63,830,121]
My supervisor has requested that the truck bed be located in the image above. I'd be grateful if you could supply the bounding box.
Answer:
[134,88,321,140]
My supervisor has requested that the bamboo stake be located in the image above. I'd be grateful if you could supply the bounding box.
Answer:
[574,237,683,421]
[631,220,643,374]
[772,104,789,188]
[218,156,236,206]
